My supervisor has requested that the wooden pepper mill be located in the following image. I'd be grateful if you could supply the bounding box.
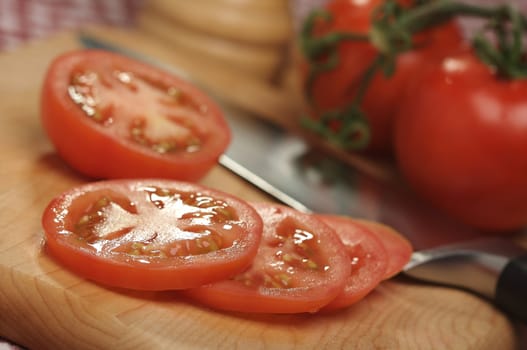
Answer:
[138,0,293,82]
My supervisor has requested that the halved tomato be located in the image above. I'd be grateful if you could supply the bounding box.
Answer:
[184,202,351,314]
[41,49,231,181]
[315,215,390,311]
[41,179,263,291]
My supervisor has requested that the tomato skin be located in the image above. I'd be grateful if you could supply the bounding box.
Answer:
[395,52,527,231]
[315,215,388,311]
[41,49,231,181]
[304,0,464,153]
[41,179,263,291]
[185,203,351,314]
[351,219,412,280]
[315,215,412,311]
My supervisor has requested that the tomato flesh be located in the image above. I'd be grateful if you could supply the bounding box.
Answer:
[315,215,388,311]
[352,219,413,280]
[42,179,263,290]
[316,215,412,311]
[41,50,231,181]
[184,203,351,314]
[68,67,205,154]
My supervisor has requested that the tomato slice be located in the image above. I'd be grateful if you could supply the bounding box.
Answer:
[41,179,263,291]
[184,203,351,314]
[352,219,413,280]
[315,215,389,311]
[41,49,231,181]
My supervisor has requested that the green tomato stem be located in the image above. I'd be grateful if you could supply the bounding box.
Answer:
[390,0,527,78]
[300,0,527,151]
[397,1,507,33]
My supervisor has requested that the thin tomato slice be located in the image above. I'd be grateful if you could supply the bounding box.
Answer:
[41,179,263,291]
[41,49,231,181]
[315,215,389,311]
[352,219,413,279]
[184,203,351,314]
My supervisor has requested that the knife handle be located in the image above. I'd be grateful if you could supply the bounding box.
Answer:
[495,254,527,323]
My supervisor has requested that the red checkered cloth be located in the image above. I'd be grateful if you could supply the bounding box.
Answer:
[0,0,144,51]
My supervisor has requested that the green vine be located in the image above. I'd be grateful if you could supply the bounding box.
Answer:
[300,0,527,151]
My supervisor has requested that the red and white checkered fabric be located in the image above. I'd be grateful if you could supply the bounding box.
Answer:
[0,0,144,51]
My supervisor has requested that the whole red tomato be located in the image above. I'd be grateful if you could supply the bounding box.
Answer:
[302,0,464,153]
[394,51,527,232]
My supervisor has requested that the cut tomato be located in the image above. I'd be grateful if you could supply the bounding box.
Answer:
[184,203,351,314]
[315,215,389,311]
[41,49,231,181]
[352,219,413,280]
[315,215,412,311]
[41,179,263,291]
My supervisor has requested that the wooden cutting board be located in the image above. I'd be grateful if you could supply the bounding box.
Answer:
[0,28,521,350]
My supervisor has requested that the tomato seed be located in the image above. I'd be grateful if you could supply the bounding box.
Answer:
[167,86,182,99]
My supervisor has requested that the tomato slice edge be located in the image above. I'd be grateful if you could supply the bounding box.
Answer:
[315,214,389,311]
[352,219,413,280]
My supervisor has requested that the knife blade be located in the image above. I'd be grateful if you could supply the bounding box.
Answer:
[78,33,527,322]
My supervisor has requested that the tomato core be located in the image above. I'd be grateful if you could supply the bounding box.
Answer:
[64,185,240,260]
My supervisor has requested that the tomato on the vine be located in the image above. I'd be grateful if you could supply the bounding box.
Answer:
[41,49,230,181]
[41,179,263,290]
[184,203,351,314]
[301,0,464,153]
[394,51,527,231]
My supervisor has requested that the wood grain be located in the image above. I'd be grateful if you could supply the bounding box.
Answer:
[137,7,285,80]
[0,29,520,349]
[146,0,292,45]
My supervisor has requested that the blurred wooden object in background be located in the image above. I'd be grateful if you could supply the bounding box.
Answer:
[138,0,293,82]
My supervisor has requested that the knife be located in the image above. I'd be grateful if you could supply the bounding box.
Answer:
[78,33,527,323]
